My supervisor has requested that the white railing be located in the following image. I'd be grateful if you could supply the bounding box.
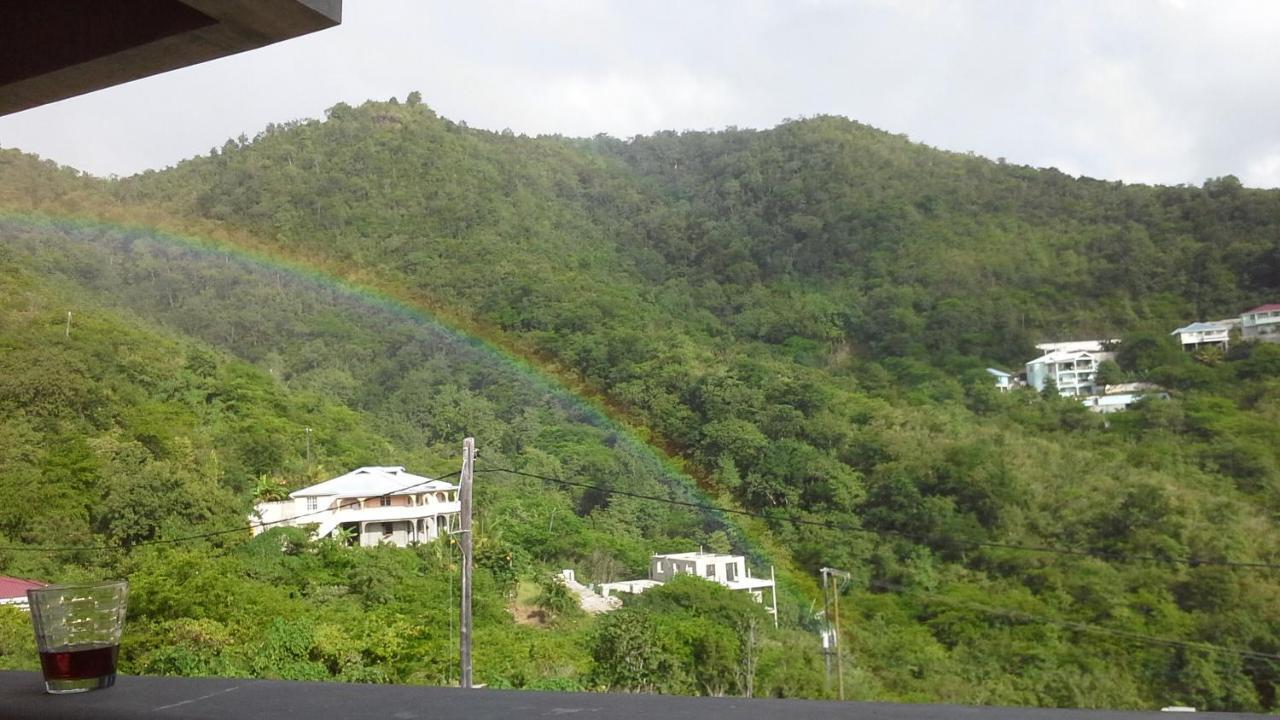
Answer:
[322,502,460,525]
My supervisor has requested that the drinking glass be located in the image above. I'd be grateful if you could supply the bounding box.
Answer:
[27,580,129,694]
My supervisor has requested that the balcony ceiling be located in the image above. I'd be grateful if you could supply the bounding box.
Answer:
[0,0,341,116]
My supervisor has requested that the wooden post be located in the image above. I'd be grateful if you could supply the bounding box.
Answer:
[821,570,833,689]
[821,567,850,700]
[459,437,475,689]
[833,578,844,701]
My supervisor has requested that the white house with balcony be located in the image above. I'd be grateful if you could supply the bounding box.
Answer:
[1025,340,1118,397]
[1241,304,1280,343]
[1170,319,1238,352]
[250,466,460,547]
[598,551,778,622]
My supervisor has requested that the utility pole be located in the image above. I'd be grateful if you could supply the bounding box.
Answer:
[821,570,832,689]
[304,427,312,469]
[770,565,778,629]
[821,567,850,701]
[459,437,475,689]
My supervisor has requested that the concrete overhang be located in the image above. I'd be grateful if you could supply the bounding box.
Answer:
[0,0,341,117]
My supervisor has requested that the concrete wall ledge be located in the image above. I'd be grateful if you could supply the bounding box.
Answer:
[0,671,1263,720]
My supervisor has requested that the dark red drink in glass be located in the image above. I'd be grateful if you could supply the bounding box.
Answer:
[27,581,128,693]
[39,644,120,683]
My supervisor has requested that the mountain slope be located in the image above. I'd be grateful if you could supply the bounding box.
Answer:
[1,101,1279,709]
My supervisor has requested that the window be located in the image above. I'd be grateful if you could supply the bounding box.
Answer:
[706,564,716,578]
[380,496,392,507]
[306,497,317,511]
[726,564,737,582]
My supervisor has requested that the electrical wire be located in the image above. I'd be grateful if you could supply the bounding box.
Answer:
[480,464,1280,666]
[474,466,1280,571]
[0,469,461,554]
[7,458,1275,669]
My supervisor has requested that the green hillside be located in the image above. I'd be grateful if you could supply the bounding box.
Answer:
[1,99,1279,709]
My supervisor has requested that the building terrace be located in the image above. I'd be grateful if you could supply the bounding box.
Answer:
[250,466,460,547]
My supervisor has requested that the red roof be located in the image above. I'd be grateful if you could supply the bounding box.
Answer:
[1245,304,1280,314]
[0,576,47,599]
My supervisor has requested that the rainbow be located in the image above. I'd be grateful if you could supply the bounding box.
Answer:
[0,208,799,588]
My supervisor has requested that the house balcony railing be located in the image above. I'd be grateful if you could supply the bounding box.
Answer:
[319,502,461,524]
[252,500,461,538]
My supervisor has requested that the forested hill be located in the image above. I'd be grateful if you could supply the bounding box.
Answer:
[115,101,1280,365]
[2,99,1280,710]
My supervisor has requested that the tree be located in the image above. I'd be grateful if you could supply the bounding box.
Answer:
[591,610,675,692]
[534,576,582,624]
[1094,359,1124,388]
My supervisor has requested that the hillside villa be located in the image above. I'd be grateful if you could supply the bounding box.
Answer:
[1170,319,1239,352]
[1025,340,1118,397]
[250,466,460,547]
[598,551,778,623]
[1242,304,1280,343]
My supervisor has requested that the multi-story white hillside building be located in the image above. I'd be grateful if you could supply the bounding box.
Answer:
[250,466,459,547]
[1025,340,1118,397]
[598,551,778,622]
[1241,304,1280,343]
[1170,320,1238,352]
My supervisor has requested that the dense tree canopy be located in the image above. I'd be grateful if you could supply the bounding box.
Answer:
[1,99,1279,709]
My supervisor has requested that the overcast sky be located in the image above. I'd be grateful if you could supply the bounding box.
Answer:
[3,0,1280,187]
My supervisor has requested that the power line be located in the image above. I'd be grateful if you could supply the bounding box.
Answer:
[474,466,1280,572]
[0,469,461,554]
[478,465,1280,666]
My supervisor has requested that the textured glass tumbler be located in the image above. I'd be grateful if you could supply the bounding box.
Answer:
[27,580,128,694]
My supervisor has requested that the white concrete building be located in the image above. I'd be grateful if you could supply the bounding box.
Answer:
[1034,340,1120,354]
[1025,340,1117,397]
[1081,391,1168,414]
[1241,304,1280,343]
[598,552,778,620]
[1171,320,1237,352]
[250,466,459,547]
[985,368,1013,392]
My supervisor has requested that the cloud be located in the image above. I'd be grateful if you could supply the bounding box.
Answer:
[528,67,736,137]
[1,0,1279,187]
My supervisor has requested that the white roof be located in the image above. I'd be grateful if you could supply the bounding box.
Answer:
[1171,321,1234,334]
[1084,393,1140,407]
[985,368,1012,378]
[599,579,663,591]
[1034,340,1117,353]
[1104,382,1161,394]
[1027,349,1096,365]
[290,466,455,498]
[654,552,744,563]
[724,577,775,591]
